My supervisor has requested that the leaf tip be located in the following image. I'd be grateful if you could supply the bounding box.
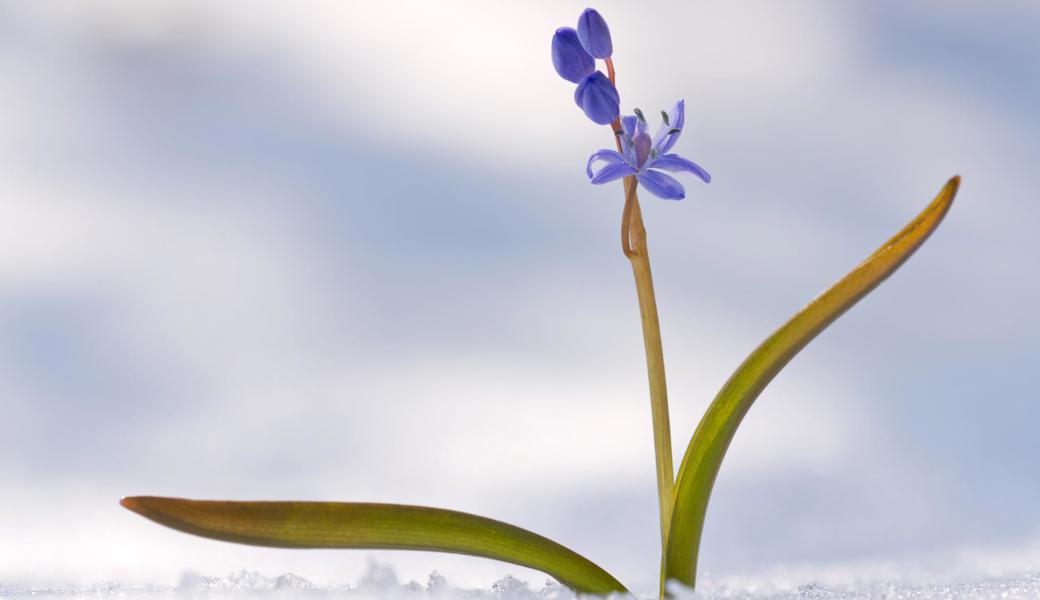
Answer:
[120,495,157,516]
[931,175,960,219]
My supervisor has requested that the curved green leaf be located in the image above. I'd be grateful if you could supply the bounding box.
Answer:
[121,496,627,595]
[663,177,960,591]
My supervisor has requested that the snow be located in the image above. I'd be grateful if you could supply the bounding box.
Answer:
[5,565,1040,600]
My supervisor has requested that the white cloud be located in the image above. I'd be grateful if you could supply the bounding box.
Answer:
[3,1,850,173]
[1,0,1037,588]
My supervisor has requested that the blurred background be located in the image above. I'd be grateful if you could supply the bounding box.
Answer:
[1,0,1038,593]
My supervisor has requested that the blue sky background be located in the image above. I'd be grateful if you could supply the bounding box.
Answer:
[1,0,1038,593]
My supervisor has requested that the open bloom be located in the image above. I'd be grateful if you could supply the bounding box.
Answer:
[586,100,710,200]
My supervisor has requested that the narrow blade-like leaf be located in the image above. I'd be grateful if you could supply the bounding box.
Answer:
[121,496,627,595]
[663,177,960,590]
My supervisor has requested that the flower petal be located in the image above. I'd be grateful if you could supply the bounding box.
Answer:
[638,170,686,200]
[634,133,652,169]
[586,149,629,178]
[576,8,613,59]
[591,162,637,184]
[620,115,637,138]
[649,153,711,183]
[551,27,595,83]
[653,100,685,154]
[635,114,648,137]
[618,115,638,162]
[573,71,620,125]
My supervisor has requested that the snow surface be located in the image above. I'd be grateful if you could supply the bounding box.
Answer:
[5,565,1040,600]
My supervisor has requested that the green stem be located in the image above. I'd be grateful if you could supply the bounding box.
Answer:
[621,177,675,553]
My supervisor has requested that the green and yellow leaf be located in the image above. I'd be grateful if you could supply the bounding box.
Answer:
[663,177,961,591]
[121,496,627,595]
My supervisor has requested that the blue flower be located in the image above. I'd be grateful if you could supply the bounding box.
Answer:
[586,100,710,200]
[552,9,620,125]
[576,8,613,59]
[552,27,596,84]
[574,71,620,125]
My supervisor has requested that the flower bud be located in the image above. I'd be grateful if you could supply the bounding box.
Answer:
[574,71,620,125]
[576,8,612,59]
[551,27,595,83]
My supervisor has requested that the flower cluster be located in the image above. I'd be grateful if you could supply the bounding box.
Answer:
[551,9,619,125]
[551,8,710,201]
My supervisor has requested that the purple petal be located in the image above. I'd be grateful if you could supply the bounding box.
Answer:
[586,149,629,178]
[573,71,620,125]
[635,114,648,136]
[551,27,595,83]
[618,115,637,161]
[576,8,613,59]
[633,133,652,169]
[653,100,685,154]
[638,170,686,200]
[591,162,637,184]
[620,115,637,138]
[649,153,711,183]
